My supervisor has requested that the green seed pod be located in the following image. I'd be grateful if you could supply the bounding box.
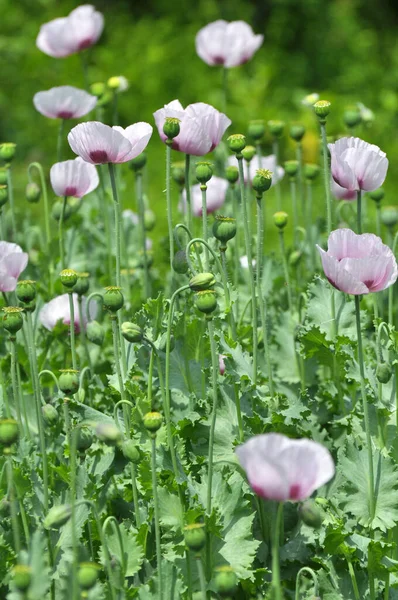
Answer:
[0,185,8,207]
[313,100,331,119]
[214,566,237,597]
[171,162,185,187]
[343,108,362,128]
[12,565,32,592]
[213,216,237,244]
[227,134,246,154]
[381,206,398,228]
[60,269,78,289]
[247,120,265,141]
[103,286,124,312]
[172,250,189,274]
[163,117,181,140]
[290,124,305,142]
[77,562,101,590]
[241,145,256,162]
[16,280,36,303]
[376,362,392,384]
[0,419,19,446]
[157,332,175,352]
[195,290,218,314]
[284,160,299,178]
[225,165,239,185]
[195,161,213,184]
[0,167,8,185]
[289,250,303,267]
[369,188,385,203]
[44,504,72,529]
[0,143,16,162]
[2,307,24,334]
[42,403,59,426]
[144,209,156,231]
[90,82,106,97]
[86,320,105,346]
[184,523,206,552]
[121,322,143,343]
[189,272,216,291]
[130,152,147,172]
[274,211,289,229]
[76,428,93,451]
[95,422,123,446]
[252,169,272,194]
[52,198,72,222]
[59,369,79,394]
[304,163,321,182]
[121,440,141,463]
[26,182,41,204]
[143,411,163,433]
[74,272,90,296]
[299,499,323,529]
[268,120,285,138]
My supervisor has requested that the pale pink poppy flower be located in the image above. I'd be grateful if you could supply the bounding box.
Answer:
[331,179,356,202]
[195,20,263,68]
[39,293,97,333]
[122,210,139,226]
[219,354,226,375]
[240,255,256,269]
[68,121,153,165]
[181,176,228,216]
[36,5,104,58]
[0,242,29,292]
[33,86,97,120]
[317,228,398,295]
[227,154,284,186]
[153,99,230,156]
[50,158,99,198]
[328,137,388,192]
[235,433,335,502]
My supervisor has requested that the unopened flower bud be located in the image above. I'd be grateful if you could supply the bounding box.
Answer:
[107,75,128,91]
[172,250,189,274]
[313,100,331,120]
[143,411,163,433]
[171,162,185,187]
[225,167,239,187]
[16,280,36,303]
[44,504,72,529]
[52,199,72,221]
[195,290,218,314]
[0,419,19,446]
[90,82,106,97]
[103,287,124,312]
[12,565,32,592]
[381,206,398,228]
[0,167,8,185]
[376,362,392,384]
[227,134,246,154]
[343,108,362,128]
[59,369,79,395]
[74,272,90,296]
[299,499,323,529]
[60,269,78,289]
[189,272,216,291]
[2,307,24,334]
[247,120,265,141]
[268,120,285,138]
[184,523,206,552]
[252,169,272,194]
[213,216,237,244]
[214,566,237,597]
[144,209,156,231]
[303,163,321,182]
[130,152,147,172]
[121,322,143,343]
[95,422,123,446]
[289,124,305,142]
[0,185,8,207]
[0,143,16,162]
[369,188,385,203]
[274,211,289,229]
[42,403,59,426]
[195,161,213,184]
[121,440,141,463]
[289,250,302,267]
[241,145,256,162]
[157,332,175,352]
[77,562,101,590]
[26,182,41,203]
[284,160,299,178]
[163,117,180,140]
[76,428,93,451]
[0,497,10,515]
[86,320,105,346]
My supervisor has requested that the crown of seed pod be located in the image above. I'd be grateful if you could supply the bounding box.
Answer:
[213,216,237,244]
[195,161,213,184]
[289,124,305,142]
[252,169,272,194]
[103,286,124,312]
[225,165,239,185]
[0,185,8,207]
[11,565,32,592]
[74,272,90,296]
[77,562,101,590]
[214,566,238,598]
[227,134,246,154]
[0,143,16,162]
[129,152,147,172]
[26,182,41,203]
[189,272,216,291]
[241,145,256,162]
[121,321,143,343]
[60,269,78,289]
[268,120,285,138]
[59,369,79,395]
[274,211,289,229]
[2,307,24,334]
[184,523,206,552]
[195,290,218,314]
[313,100,331,120]
[143,411,163,433]
[16,280,36,303]
[0,419,19,447]
[247,119,265,141]
[163,117,181,140]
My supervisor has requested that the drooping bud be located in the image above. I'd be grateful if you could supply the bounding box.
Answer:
[172,250,189,274]
[0,185,8,207]
[247,120,265,141]
[195,161,213,184]
[313,100,331,120]
[225,165,239,185]
[189,272,216,291]
[241,145,256,162]
[11,565,32,592]
[26,182,41,204]
[163,117,181,140]
[77,563,101,590]
[284,160,299,178]
[0,419,19,446]
[42,403,59,426]
[343,108,362,129]
[227,134,246,154]
[103,286,124,312]
[0,143,16,162]
[289,250,303,267]
[274,211,289,229]
[60,269,78,289]
[381,206,398,228]
[303,163,321,182]
[59,369,79,395]
[214,566,238,598]
[144,209,156,231]
[44,504,72,529]
[129,152,147,172]
[2,307,24,334]
[268,120,285,138]
[121,322,143,343]
[299,499,323,529]
[213,216,237,244]
[252,169,272,194]
[86,320,105,346]
[157,332,175,353]
[368,188,385,203]
[376,362,392,384]
[121,440,141,463]
[143,411,163,433]
[194,290,218,314]
[95,422,123,446]
[73,272,90,296]
[289,124,306,142]
[184,523,206,552]
[16,280,36,303]
[76,428,93,452]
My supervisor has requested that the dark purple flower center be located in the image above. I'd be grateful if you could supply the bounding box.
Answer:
[212,55,225,65]
[57,111,74,119]
[65,186,77,197]
[289,483,301,500]
[78,38,93,51]
[89,150,109,163]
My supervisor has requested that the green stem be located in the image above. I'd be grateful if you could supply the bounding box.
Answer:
[108,163,122,288]
[271,502,284,600]
[166,143,174,272]
[185,154,193,235]
[10,337,24,435]
[98,165,113,281]
[320,121,332,234]
[237,155,258,384]
[272,139,282,211]
[256,143,262,170]
[112,91,118,126]
[57,119,65,163]
[7,455,21,556]
[59,195,67,270]
[221,66,228,115]
[70,426,78,600]
[306,182,315,271]
[78,297,92,370]
[186,550,193,600]
[147,349,155,408]
[357,190,362,234]
[80,51,89,90]
[6,166,16,240]
[296,142,304,226]
[67,293,77,370]
[290,178,298,247]
[376,202,382,239]
[245,161,253,240]
[294,566,319,600]
[278,230,293,312]
[201,186,209,270]
[196,555,207,600]
[136,170,150,298]
[151,434,163,600]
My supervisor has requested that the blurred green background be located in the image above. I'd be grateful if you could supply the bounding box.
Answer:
[1,0,398,245]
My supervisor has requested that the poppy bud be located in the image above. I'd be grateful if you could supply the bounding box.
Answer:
[0,143,16,162]
[52,199,72,221]
[290,124,305,142]
[42,403,59,426]
[247,120,265,141]
[225,165,239,185]
[268,120,285,138]
[60,269,78,289]
[121,440,141,463]
[103,286,124,312]
[157,332,175,352]
[376,362,392,384]
[130,152,147,172]
[252,169,272,194]
[143,411,163,433]
[195,290,218,314]
[289,250,302,267]
[172,250,189,274]
[77,562,101,590]
[381,206,398,228]
[26,182,41,204]
[121,322,143,343]
[184,523,206,552]
[86,320,105,346]
[189,272,216,291]
[171,162,185,187]
[313,100,331,120]
[59,369,79,395]
[2,307,24,334]
[0,497,10,515]
[213,216,237,244]
[284,160,299,178]
[227,134,246,154]
[16,280,36,303]
[195,161,213,185]
[0,419,19,446]
[163,117,180,140]
[304,163,321,182]
[12,565,32,592]
[107,76,128,91]
[274,211,289,229]
[299,499,323,529]
[343,108,362,128]
[0,167,8,185]
[44,504,72,529]
[368,188,385,203]
[95,422,123,446]
[241,145,256,162]
[90,82,106,97]
[76,428,93,451]
[214,566,237,597]
[0,185,8,207]
[144,209,156,231]
[74,272,90,296]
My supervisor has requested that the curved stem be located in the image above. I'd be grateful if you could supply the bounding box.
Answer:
[59,196,67,270]
[271,502,284,600]
[295,566,319,600]
[113,399,134,429]
[151,434,163,600]
[320,121,332,234]
[166,143,174,271]
[108,163,122,288]
[68,292,78,370]
[85,292,103,321]
[38,369,59,389]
